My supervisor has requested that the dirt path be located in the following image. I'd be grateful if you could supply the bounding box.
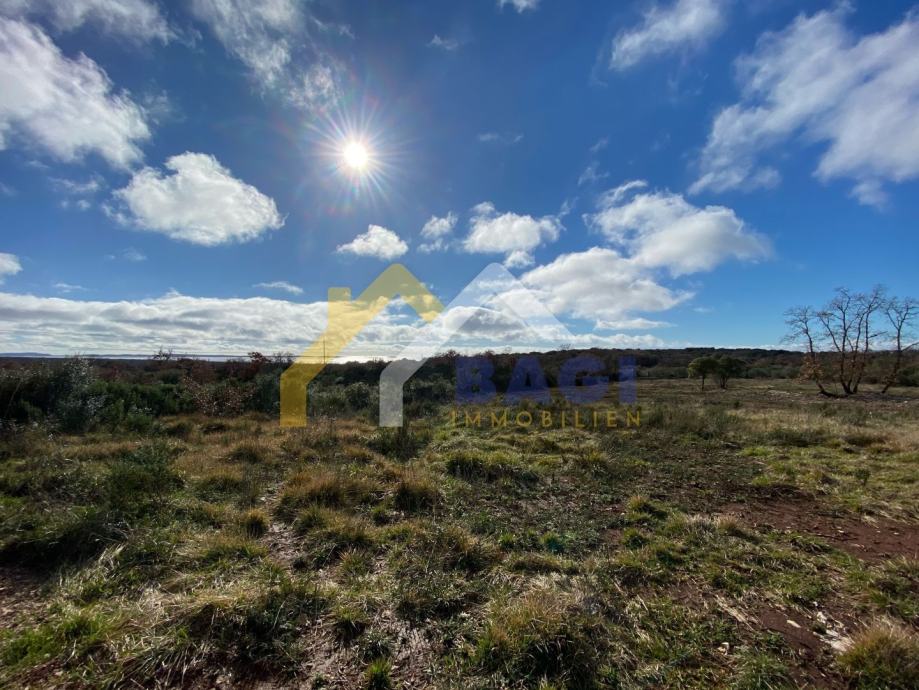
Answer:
[719,496,919,563]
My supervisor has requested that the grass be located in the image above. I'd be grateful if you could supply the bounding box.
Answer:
[1,379,918,688]
[837,621,919,689]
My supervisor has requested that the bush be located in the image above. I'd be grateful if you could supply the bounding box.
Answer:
[837,621,919,689]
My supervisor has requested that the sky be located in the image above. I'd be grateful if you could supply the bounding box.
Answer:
[0,0,918,357]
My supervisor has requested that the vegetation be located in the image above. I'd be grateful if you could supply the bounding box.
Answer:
[785,286,917,397]
[0,354,917,688]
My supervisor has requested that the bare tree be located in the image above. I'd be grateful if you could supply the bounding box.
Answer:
[786,286,918,396]
[784,305,833,396]
[814,286,886,395]
[881,297,919,393]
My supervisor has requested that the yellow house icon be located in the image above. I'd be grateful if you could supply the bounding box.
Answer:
[280,264,444,427]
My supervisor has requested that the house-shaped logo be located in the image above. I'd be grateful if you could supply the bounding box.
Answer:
[280,263,574,427]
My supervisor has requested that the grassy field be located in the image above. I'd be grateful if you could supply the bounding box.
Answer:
[1,379,917,689]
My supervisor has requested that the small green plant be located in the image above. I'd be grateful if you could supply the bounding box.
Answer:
[364,657,393,689]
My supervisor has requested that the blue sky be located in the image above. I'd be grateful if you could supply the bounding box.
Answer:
[0,0,917,356]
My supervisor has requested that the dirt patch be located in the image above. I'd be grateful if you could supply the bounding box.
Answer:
[719,496,919,563]
[755,606,847,689]
[0,566,51,632]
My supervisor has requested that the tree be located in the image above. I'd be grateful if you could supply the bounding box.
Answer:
[715,356,746,389]
[688,356,719,390]
[882,297,919,393]
[785,286,916,396]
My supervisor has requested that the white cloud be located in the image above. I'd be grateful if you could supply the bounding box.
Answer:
[589,137,608,154]
[110,152,284,246]
[690,7,919,205]
[0,0,174,43]
[0,287,670,357]
[254,280,303,295]
[52,175,104,210]
[123,247,146,262]
[53,282,87,293]
[478,131,524,145]
[337,225,408,260]
[0,18,151,168]
[463,202,562,268]
[51,176,103,196]
[428,34,461,51]
[578,162,609,187]
[0,290,329,355]
[521,247,691,322]
[0,252,21,283]
[288,62,341,112]
[190,0,345,114]
[498,0,539,13]
[190,0,300,86]
[586,180,771,276]
[418,212,457,253]
[610,0,726,71]
[597,317,674,330]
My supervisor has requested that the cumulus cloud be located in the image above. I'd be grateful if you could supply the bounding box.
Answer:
[418,212,457,253]
[254,280,303,295]
[0,252,21,283]
[463,202,562,268]
[586,180,771,276]
[521,247,691,322]
[337,225,408,260]
[110,152,284,246]
[610,0,726,71]
[690,7,919,205]
[498,0,539,13]
[0,18,151,168]
[0,0,174,43]
[0,290,330,355]
[0,288,669,357]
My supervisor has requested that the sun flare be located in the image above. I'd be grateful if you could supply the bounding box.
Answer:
[342,140,369,171]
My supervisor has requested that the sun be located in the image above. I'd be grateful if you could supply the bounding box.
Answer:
[342,140,370,171]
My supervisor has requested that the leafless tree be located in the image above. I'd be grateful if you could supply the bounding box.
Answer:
[784,286,915,396]
[784,305,833,396]
[881,297,919,393]
[814,286,886,395]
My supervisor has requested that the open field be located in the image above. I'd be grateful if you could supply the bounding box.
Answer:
[1,379,918,689]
